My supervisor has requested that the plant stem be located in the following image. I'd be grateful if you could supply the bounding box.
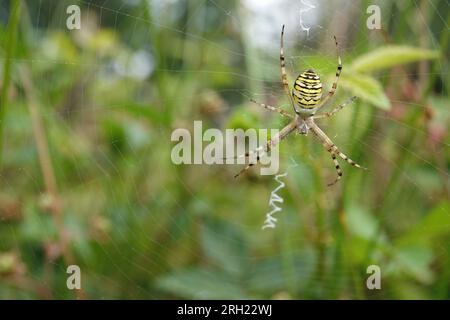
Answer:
[20,67,85,299]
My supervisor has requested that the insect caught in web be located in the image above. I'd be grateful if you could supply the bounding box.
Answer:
[234,25,366,186]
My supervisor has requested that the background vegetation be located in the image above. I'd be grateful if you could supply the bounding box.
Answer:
[0,0,448,299]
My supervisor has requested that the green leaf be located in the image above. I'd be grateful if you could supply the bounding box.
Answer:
[156,268,249,299]
[227,107,261,131]
[247,249,316,293]
[346,205,378,240]
[392,245,434,284]
[396,201,450,246]
[115,102,169,125]
[339,72,390,110]
[351,46,440,73]
[201,218,247,277]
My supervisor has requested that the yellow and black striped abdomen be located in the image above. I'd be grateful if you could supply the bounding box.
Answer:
[292,69,322,110]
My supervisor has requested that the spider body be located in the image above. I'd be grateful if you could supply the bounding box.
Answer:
[235,25,366,185]
[296,117,309,135]
[292,70,323,114]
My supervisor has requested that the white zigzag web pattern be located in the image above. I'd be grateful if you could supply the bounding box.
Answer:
[299,0,316,36]
[262,159,298,230]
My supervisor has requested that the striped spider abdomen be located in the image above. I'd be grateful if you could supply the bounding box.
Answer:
[292,69,323,110]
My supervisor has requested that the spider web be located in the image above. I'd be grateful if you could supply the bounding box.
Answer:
[1,0,449,299]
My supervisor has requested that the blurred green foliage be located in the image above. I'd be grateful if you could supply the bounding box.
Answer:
[0,0,449,299]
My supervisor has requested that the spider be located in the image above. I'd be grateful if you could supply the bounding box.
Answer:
[234,25,366,186]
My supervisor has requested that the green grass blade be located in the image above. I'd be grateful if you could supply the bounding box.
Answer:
[0,0,21,164]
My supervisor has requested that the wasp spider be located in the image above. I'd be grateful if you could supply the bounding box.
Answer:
[235,25,366,186]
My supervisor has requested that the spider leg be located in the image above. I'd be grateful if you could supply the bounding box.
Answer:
[313,96,357,120]
[222,145,264,162]
[250,98,293,119]
[315,36,342,112]
[234,121,297,178]
[328,141,366,170]
[234,156,260,178]
[307,119,366,172]
[335,149,366,170]
[327,153,343,186]
[280,25,299,114]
